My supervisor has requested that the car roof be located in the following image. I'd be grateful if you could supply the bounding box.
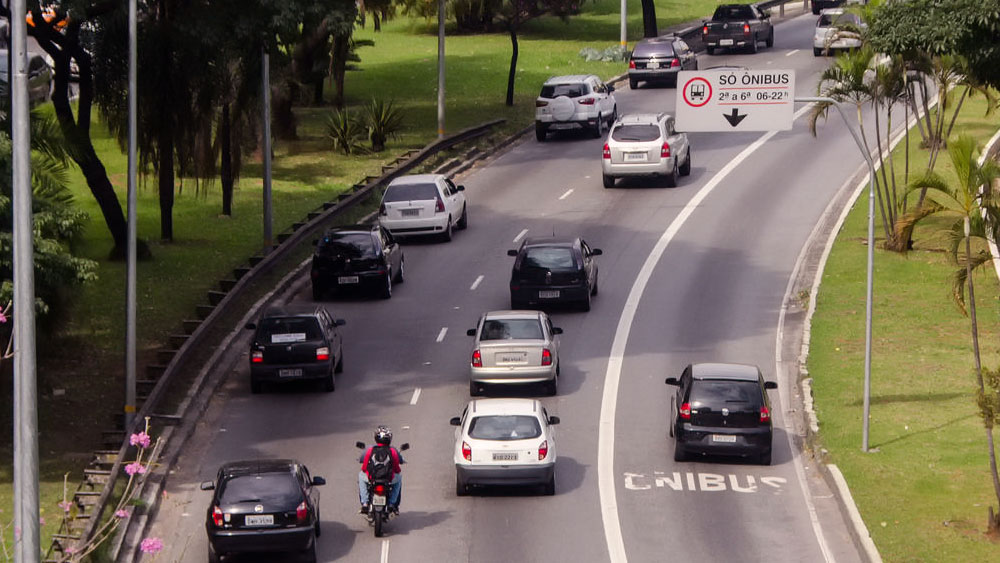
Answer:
[218,459,299,477]
[690,363,761,381]
[521,236,578,248]
[616,113,668,125]
[819,8,845,15]
[323,224,376,235]
[467,398,542,416]
[261,304,326,319]
[543,75,595,85]
[387,174,444,185]
[483,310,543,321]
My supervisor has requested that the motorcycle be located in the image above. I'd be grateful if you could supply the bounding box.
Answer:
[356,441,409,537]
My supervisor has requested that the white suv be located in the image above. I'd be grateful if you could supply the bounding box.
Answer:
[378,174,468,241]
[535,75,617,142]
[602,113,691,188]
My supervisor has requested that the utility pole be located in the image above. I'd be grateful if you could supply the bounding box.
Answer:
[620,0,627,60]
[262,48,273,249]
[437,0,445,139]
[125,0,138,435]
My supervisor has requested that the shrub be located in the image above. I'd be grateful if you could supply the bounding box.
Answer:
[325,109,368,155]
[364,98,404,152]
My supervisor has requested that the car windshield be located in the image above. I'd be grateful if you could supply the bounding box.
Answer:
[480,319,544,340]
[540,83,587,98]
[611,124,661,142]
[258,317,323,344]
[521,247,577,270]
[633,42,675,57]
[689,380,762,407]
[317,233,376,258]
[219,473,302,505]
[468,415,542,440]
[713,6,755,21]
[819,13,858,27]
[383,183,438,202]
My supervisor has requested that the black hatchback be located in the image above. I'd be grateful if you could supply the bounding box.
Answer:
[310,224,404,300]
[202,459,325,563]
[627,36,698,89]
[245,305,345,394]
[508,237,602,311]
[666,363,777,464]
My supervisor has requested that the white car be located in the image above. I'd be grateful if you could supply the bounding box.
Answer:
[467,310,562,397]
[451,399,560,496]
[602,113,691,188]
[813,9,865,56]
[378,174,468,241]
[535,75,617,141]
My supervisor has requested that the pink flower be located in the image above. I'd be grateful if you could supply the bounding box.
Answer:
[58,501,72,513]
[65,546,78,554]
[125,462,147,476]
[115,509,130,518]
[38,516,44,525]
[130,432,151,449]
[140,537,163,554]
[0,312,7,323]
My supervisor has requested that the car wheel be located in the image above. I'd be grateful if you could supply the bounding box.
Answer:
[208,542,221,563]
[442,219,453,242]
[311,284,323,301]
[535,124,547,142]
[510,295,525,310]
[470,380,483,397]
[380,272,392,299]
[706,46,716,56]
[580,290,591,312]
[394,258,405,283]
[315,513,322,537]
[673,440,687,462]
[602,174,615,189]
[591,275,599,296]
[322,369,335,392]
[335,349,344,374]
[813,47,822,57]
[592,113,604,138]
[629,77,638,89]
[669,75,678,89]
[251,377,262,394]
[766,30,774,48]
[456,473,469,496]
[749,34,759,54]
[611,105,618,123]
[457,205,468,230]
[543,476,555,496]
[664,160,679,188]
[759,448,772,466]
[812,6,820,14]
[546,377,558,396]
[679,149,691,176]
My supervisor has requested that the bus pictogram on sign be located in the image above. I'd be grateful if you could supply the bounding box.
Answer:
[682,77,712,108]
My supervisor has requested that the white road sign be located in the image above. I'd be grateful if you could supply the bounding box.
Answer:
[675,69,795,132]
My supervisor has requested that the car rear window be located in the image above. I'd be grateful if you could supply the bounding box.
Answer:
[317,233,376,258]
[383,183,439,202]
[540,83,588,98]
[689,380,762,407]
[611,124,661,142]
[713,6,755,21]
[481,319,544,340]
[219,473,302,505]
[521,247,577,270]
[258,317,323,344]
[468,415,542,440]
[632,42,675,57]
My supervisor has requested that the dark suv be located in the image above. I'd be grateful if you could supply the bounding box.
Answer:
[665,363,777,464]
[508,237,602,311]
[245,305,345,393]
[310,224,404,300]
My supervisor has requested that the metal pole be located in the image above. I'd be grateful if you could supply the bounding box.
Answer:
[436,0,445,139]
[620,0,627,59]
[11,0,40,559]
[796,96,876,452]
[125,0,138,435]
[261,49,273,248]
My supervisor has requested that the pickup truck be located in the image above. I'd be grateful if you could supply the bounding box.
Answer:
[701,4,774,55]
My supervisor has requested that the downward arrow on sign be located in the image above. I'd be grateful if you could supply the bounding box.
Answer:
[724,108,747,127]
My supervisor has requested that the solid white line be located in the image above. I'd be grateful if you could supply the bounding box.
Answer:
[380,539,390,563]
[409,388,421,405]
[598,103,814,563]
[559,188,574,200]
[436,327,448,342]
[786,49,799,56]
[470,275,484,291]
[513,228,528,243]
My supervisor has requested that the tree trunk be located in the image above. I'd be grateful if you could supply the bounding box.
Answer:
[505,26,518,107]
[641,0,658,38]
[220,103,233,216]
[313,78,324,106]
[158,124,175,241]
[272,86,298,140]
[332,33,349,109]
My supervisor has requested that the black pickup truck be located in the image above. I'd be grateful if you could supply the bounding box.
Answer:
[702,4,774,55]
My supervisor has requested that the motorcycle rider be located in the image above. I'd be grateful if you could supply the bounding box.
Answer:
[358,425,404,514]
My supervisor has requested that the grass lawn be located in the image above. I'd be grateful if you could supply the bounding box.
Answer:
[807,92,1000,561]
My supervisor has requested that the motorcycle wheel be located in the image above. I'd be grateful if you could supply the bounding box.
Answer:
[373,509,384,537]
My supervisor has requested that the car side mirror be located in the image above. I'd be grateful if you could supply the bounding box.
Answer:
[467,328,477,336]
[764,381,777,390]
[548,416,560,425]
[312,476,326,486]
[665,377,680,386]
[450,417,462,426]
[200,481,215,491]
[607,85,615,93]
[355,441,366,449]
[551,327,563,335]
[334,319,346,327]
[457,185,466,191]
[400,443,410,451]
[507,249,518,257]
[244,322,256,330]
[591,249,603,256]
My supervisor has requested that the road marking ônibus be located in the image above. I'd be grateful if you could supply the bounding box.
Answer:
[623,471,787,493]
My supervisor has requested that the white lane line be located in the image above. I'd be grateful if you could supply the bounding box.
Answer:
[410,388,422,405]
[436,327,448,342]
[380,539,390,563]
[786,49,799,56]
[470,275,485,291]
[558,188,574,200]
[513,228,528,243]
[598,103,815,563]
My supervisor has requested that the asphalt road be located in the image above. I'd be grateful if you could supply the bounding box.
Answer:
[144,11,884,563]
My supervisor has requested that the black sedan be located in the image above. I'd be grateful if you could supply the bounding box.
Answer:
[627,35,699,89]
[245,305,345,393]
[310,224,404,300]
[508,237,601,311]
[666,363,777,465]
[202,459,325,563]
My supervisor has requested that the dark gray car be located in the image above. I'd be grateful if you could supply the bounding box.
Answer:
[0,49,53,106]
[628,36,698,89]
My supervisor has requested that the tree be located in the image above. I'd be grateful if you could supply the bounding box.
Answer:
[496,0,577,107]
[640,0,657,38]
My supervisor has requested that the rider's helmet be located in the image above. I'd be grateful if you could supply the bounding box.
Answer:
[374,425,392,445]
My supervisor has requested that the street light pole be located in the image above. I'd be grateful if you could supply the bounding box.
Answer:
[437,0,445,139]
[124,0,138,435]
[620,0,627,60]
[261,48,273,249]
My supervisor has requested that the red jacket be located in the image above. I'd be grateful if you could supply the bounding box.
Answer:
[361,446,402,478]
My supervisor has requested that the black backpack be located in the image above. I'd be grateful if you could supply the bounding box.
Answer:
[368,445,393,481]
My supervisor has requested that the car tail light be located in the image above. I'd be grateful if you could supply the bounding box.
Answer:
[578,97,596,105]
[251,350,263,364]
[671,58,680,68]
[296,501,308,524]
[602,143,610,159]
[435,197,445,213]
[661,142,671,158]
[743,23,751,34]
[679,402,691,420]
[212,505,224,527]
[462,441,472,461]
[472,350,482,368]
[541,349,552,366]
[760,405,771,423]
[374,484,387,495]
[536,100,548,107]
[538,440,549,460]
[702,25,709,35]
[628,60,636,69]
[379,202,387,216]
[316,347,330,361]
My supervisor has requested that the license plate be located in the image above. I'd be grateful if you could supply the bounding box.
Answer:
[625,152,646,161]
[498,353,526,363]
[538,290,560,299]
[278,368,302,378]
[244,514,274,526]
[338,276,359,284]
[720,39,734,46]
[712,434,737,443]
[372,495,387,507]
[493,452,518,461]
[401,208,420,217]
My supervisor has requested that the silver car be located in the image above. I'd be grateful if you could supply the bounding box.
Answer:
[467,310,562,396]
[813,9,865,56]
[602,113,691,188]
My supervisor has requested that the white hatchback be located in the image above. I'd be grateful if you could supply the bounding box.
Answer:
[378,174,468,241]
[451,399,560,496]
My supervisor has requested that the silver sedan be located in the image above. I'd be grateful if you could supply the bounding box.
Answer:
[467,310,562,396]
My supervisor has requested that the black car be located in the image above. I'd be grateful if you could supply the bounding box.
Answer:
[202,459,325,563]
[508,237,601,311]
[812,0,845,15]
[666,363,777,464]
[628,35,699,89]
[310,224,404,300]
[245,305,345,394]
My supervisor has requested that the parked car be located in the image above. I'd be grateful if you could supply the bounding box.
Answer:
[310,224,404,300]
[627,35,699,89]
[245,305,345,393]
[602,113,691,189]
[467,310,563,397]
[701,3,774,55]
[665,363,777,464]
[813,9,865,56]
[202,459,325,563]
[535,74,617,141]
[508,236,601,311]
[0,49,52,106]
[451,399,560,496]
[378,174,468,241]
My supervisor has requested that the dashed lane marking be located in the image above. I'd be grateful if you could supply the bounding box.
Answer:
[559,189,574,200]
[436,327,448,342]
[470,275,484,291]
[513,229,528,243]
[410,388,421,405]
